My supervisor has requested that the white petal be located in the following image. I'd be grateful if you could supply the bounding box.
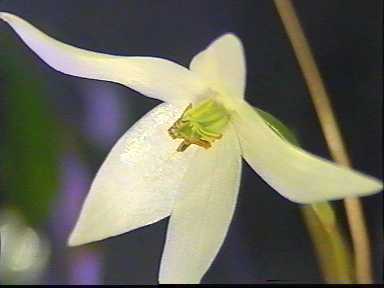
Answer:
[190,33,246,99]
[232,101,383,203]
[0,12,207,104]
[159,125,242,284]
[68,103,200,246]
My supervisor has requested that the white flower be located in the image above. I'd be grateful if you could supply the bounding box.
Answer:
[1,13,382,284]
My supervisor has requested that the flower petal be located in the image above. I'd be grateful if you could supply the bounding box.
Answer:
[232,101,383,203]
[68,103,200,246]
[190,33,246,99]
[0,12,207,104]
[159,124,242,284]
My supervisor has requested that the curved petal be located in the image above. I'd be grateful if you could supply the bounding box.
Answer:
[0,12,207,104]
[190,33,246,99]
[159,124,242,284]
[68,103,200,246]
[232,101,383,204]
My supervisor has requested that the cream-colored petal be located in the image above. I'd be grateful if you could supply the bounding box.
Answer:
[190,33,246,100]
[0,12,207,104]
[68,103,200,246]
[159,124,242,284]
[232,101,383,203]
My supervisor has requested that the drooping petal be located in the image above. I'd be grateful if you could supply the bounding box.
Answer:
[68,103,200,246]
[0,12,207,104]
[190,33,246,100]
[232,101,383,203]
[159,124,242,284]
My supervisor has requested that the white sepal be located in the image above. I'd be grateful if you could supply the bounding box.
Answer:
[232,101,383,203]
[159,124,242,284]
[68,104,199,246]
[0,12,207,104]
[190,33,246,100]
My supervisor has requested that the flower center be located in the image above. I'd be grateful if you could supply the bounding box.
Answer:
[168,99,230,152]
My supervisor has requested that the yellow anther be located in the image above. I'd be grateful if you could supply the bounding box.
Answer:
[168,99,230,152]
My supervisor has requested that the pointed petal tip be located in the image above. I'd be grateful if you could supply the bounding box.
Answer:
[0,12,21,24]
[66,218,104,247]
[67,226,102,247]
[67,228,87,247]
[369,177,383,193]
[336,172,383,200]
[66,218,113,247]
[295,174,381,204]
[276,168,383,205]
[218,32,238,39]
[0,11,12,22]
[214,32,242,45]
[67,234,79,247]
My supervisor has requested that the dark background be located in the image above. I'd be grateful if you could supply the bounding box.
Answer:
[0,0,382,284]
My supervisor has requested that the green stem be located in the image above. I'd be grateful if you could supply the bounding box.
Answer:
[302,203,354,283]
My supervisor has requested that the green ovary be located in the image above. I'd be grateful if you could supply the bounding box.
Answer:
[168,99,230,152]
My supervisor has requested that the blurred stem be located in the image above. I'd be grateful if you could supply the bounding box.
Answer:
[302,203,354,283]
[274,0,372,283]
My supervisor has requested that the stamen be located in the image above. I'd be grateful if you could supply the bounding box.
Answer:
[168,99,230,152]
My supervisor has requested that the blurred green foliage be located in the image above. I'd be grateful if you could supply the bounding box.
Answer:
[0,33,61,226]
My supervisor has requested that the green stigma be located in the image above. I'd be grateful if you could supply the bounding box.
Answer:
[168,99,230,152]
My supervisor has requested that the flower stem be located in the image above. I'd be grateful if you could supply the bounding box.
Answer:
[302,203,354,283]
[273,0,373,283]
